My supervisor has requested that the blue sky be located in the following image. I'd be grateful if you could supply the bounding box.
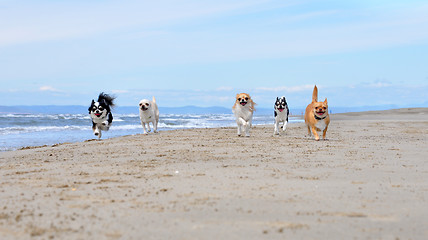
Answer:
[1,0,427,108]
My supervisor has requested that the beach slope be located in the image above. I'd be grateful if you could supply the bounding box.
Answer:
[1,108,427,239]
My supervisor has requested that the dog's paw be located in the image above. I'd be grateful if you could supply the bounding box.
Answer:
[94,129,100,137]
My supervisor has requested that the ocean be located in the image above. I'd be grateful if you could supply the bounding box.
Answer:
[0,113,303,151]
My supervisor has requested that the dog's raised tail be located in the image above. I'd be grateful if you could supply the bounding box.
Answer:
[312,85,318,102]
[98,92,116,107]
[152,96,156,104]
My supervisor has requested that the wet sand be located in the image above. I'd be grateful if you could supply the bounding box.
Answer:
[1,108,427,239]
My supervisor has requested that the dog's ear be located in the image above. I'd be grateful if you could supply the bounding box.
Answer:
[324,98,328,104]
[88,100,95,113]
[276,97,279,101]
[250,99,256,112]
[100,99,110,111]
[250,98,256,105]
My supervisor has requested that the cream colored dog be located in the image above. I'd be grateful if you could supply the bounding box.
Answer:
[304,86,330,141]
[139,96,159,134]
[232,93,256,137]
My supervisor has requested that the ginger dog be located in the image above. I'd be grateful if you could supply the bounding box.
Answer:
[305,85,330,141]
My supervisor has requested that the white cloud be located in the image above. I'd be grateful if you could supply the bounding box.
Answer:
[361,80,393,88]
[39,86,62,92]
[218,96,233,102]
[1,1,428,72]
[0,0,270,47]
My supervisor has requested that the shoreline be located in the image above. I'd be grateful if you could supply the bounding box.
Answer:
[0,113,304,152]
[6,107,427,152]
[1,108,427,239]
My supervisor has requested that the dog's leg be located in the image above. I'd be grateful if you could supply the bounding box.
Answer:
[153,121,158,133]
[237,118,247,136]
[237,122,242,136]
[93,123,101,139]
[95,127,101,139]
[238,117,247,126]
[282,120,288,132]
[274,120,279,135]
[322,125,328,140]
[311,126,320,141]
[245,124,250,137]
[147,123,151,133]
[238,118,250,137]
[141,122,148,134]
[307,125,312,136]
[99,123,109,131]
[243,120,250,137]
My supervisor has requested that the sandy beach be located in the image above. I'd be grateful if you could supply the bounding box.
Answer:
[1,108,427,239]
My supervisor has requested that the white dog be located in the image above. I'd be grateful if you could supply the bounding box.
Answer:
[232,93,256,137]
[139,96,159,134]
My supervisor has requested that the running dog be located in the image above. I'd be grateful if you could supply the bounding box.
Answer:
[304,85,330,140]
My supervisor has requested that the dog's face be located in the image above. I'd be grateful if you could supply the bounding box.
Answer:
[275,97,287,112]
[235,93,251,107]
[139,99,151,111]
[313,98,328,118]
[89,100,109,119]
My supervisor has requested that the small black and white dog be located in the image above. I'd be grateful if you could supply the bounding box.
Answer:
[274,96,289,135]
[88,92,116,139]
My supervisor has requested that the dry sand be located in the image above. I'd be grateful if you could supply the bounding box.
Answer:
[1,108,427,239]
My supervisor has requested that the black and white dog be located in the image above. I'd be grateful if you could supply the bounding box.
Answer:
[274,96,289,135]
[88,92,116,139]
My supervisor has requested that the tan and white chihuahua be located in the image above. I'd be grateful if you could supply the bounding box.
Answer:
[232,93,256,137]
[305,85,330,141]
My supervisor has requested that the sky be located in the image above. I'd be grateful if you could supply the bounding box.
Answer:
[1,0,427,108]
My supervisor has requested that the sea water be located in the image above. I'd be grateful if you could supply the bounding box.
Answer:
[0,113,303,151]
